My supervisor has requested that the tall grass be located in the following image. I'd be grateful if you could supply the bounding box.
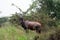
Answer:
[0,22,36,40]
[0,22,59,40]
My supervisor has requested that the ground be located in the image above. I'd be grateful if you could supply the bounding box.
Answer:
[0,22,58,40]
[0,22,36,40]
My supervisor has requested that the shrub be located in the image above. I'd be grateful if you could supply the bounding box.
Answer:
[48,27,60,40]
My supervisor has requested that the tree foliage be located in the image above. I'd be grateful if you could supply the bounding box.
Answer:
[0,17,8,26]
[9,0,60,27]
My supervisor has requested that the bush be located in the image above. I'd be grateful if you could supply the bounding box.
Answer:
[48,27,60,40]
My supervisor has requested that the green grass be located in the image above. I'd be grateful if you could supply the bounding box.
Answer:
[0,22,36,40]
[0,22,59,40]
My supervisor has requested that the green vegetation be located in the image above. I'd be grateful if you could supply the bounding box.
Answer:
[0,22,37,40]
[0,17,8,27]
[9,0,60,40]
[0,22,60,40]
[0,0,60,40]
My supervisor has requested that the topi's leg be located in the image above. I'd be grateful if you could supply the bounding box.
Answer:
[35,26,41,33]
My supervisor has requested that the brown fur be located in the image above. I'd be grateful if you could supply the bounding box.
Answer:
[19,17,42,33]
